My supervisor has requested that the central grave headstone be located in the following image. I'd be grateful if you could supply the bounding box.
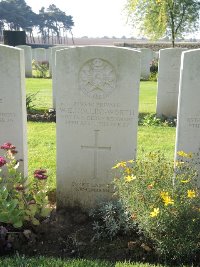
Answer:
[56,46,140,209]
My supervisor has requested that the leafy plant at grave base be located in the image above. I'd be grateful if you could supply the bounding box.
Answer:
[150,59,158,73]
[113,151,200,264]
[32,60,49,78]
[0,142,51,229]
[26,91,39,112]
[149,58,158,82]
[89,200,136,240]
[148,72,157,82]
[139,113,176,127]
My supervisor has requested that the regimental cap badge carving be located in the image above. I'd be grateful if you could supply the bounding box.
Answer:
[79,58,116,99]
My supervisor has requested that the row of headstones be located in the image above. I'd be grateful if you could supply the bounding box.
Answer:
[16,45,157,78]
[16,46,52,78]
[0,44,198,210]
[17,45,183,118]
[16,45,157,109]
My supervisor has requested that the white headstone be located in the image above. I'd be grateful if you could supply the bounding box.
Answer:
[175,49,200,168]
[46,48,52,76]
[51,46,68,108]
[0,45,27,176]
[156,48,186,117]
[56,46,140,210]
[153,51,159,60]
[33,48,46,62]
[17,45,32,77]
[32,48,36,61]
[139,48,153,79]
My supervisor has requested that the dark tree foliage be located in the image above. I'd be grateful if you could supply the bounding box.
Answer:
[37,4,74,44]
[0,0,74,43]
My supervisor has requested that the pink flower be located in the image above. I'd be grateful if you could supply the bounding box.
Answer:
[1,143,17,154]
[0,156,6,167]
[34,169,48,180]
[1,142,16,150]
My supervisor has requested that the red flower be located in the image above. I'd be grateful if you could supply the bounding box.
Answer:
[1,143,17,154]
[0,156,6,167]
[1,142,16,150]
[34,169,48,180]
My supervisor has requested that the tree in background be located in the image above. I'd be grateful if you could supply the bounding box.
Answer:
[0,0,74,44]
[37,5,74,44]
[126,0,200,46]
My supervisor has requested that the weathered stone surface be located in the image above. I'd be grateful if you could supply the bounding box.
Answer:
[17,45,32,77]
[156,48,186,117]
[139,48,153,79]
[33,48,46,62]
[56,46,140,210]
[175,49,200,171]
[51,46,68,108]
[0,45,27,176]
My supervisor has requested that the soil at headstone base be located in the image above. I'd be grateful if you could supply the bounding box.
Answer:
[3,206,200,266]
[8,207,158,264]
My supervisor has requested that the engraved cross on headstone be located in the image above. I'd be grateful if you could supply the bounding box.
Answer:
[81,130,111,179]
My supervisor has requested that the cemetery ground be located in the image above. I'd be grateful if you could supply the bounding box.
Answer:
[2,78,189,266]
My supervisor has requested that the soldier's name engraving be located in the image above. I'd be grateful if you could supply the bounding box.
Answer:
[59,101,135,128]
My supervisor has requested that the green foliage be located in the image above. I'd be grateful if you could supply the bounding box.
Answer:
[26,91,38,112]
[26,78,52,112]
[149,59,158,81]
[0,255,168,266]
[126,0,200,46]
[113,152,200,263]
[148,72,157,82]
[139,113,176,127]
[32,60,50,78]
[0,1,74,43]
[90,200,136,240]
[0,255,112,267]
[0,143,51,228]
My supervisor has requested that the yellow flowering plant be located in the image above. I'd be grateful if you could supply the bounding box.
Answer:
[113,151,200,263]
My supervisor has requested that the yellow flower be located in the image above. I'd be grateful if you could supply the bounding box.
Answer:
[160,191,174,206]
[112,161,127,169]
[124,167,132,174]
[160,191,169,199]
[177,151,193,158]
[175,161,184,167]
[188,190,196,198]
[181,179,190,183]
[125,174,136,182]
[150,208,159,217]
[163,196,174,206]
[127,159,134,163]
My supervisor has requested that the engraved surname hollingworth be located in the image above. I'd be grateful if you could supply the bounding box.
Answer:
[79,58,116,99]
[81,130,111,179]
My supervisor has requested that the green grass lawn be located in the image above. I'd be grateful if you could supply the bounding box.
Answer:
[0,256,168,267]
[139,81,157,114]
[26,78,52,111]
